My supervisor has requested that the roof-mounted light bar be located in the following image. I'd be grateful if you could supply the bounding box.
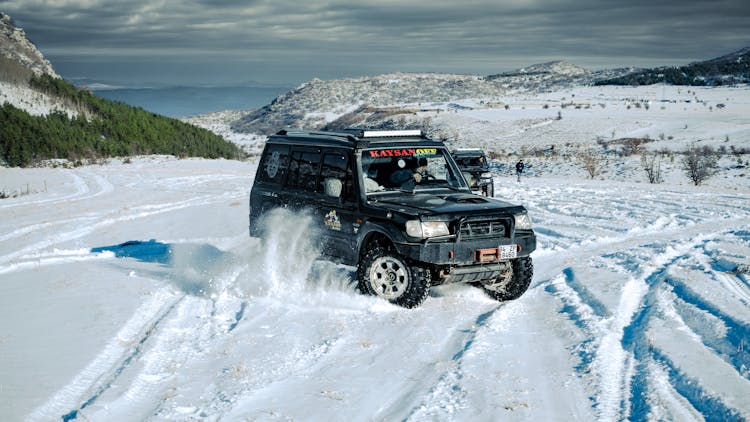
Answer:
[361,130,422,138]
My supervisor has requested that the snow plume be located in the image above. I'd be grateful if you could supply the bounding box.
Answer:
[167,242,245,297]
[246,207,360,305]
[227,207,358,303]
[158,208,323,299]
[140,208,353,306]
[258,207,321,296]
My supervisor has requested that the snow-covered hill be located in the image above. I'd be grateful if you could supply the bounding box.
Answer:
[195,83,750,160]
[229,62,639,135]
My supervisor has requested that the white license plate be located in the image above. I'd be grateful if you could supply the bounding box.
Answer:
[499,244,517,259]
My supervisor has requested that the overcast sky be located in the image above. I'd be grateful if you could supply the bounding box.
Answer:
[2,0,749,87]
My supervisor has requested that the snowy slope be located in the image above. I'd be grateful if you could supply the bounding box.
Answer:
[1,152,749,421]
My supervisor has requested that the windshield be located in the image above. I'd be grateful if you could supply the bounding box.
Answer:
[361,147,468,194]
[454,155,487,168]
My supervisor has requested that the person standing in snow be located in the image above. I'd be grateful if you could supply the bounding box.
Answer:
[515,159,525,182]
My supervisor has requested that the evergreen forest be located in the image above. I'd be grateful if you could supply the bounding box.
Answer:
[1,75,242,167]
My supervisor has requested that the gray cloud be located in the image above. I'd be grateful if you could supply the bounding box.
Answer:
[1,0,748,85]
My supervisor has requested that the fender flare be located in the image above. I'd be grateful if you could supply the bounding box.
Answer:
[356,220,410,260]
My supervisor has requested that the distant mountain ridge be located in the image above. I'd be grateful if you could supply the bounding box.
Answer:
[595,47,750,86]
[232,47,748,135]
[231,62,636,135]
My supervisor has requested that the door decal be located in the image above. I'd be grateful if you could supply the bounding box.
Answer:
[324,210,342,231]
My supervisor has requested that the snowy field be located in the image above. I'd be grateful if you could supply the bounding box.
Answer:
[1,153,749,421]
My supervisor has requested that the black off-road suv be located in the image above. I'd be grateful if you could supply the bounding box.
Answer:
[249,129,536,308]
[452,148,494,197]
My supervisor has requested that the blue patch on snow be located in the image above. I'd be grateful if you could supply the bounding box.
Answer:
[91,240,233,295]
[91,239,172,264]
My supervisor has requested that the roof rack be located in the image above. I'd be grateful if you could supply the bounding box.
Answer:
[275,129,354,139]
[344,128,423,138]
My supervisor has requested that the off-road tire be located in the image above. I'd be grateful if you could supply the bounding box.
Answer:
[481,256,533,301]
[357,245,431,308]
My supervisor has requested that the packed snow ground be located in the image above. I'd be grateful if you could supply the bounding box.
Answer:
[1,154,749,421]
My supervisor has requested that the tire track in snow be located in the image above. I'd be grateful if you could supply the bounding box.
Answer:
[695,238,750,307]
[46,286,248,420]
[28,287,183,422]
[201,312,343,420]
[664,277,750,381]
[625,276,747,421]
[620,236,750,420]
[545,237,710,420]
[84,296,221,420]
[544,269,605,375]
[0,194,217,268]
[0,172,88,211]
[402,306,501,421]
[504,182,750,419]
[0,248,115,275]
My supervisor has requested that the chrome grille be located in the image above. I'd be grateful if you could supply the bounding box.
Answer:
[458,218,509,239]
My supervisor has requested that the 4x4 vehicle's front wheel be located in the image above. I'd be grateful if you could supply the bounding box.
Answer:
[479,256,533,301]
[357,245,431,308]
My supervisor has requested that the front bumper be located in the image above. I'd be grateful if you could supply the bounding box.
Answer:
[469,177,493,188]
[394,231,536,267]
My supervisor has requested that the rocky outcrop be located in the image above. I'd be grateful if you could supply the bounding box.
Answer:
[1,13,59,78]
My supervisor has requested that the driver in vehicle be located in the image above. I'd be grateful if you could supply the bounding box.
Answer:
[390,157,428,186]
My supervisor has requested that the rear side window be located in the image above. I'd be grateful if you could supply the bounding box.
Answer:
[321,152,348,180]
[321,151,354,201]
[257,144,290,184]
[288,150,321,192]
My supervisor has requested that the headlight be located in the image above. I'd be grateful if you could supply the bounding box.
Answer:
[481,172,492,179]
[405,220,450,238]
[515,213,533,230]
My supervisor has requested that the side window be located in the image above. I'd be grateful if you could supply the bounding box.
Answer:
[288,150,321,192]
[257,144,289,184]
[320,151,353,201]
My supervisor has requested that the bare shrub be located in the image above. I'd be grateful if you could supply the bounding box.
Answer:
[641,152,663,184]
[620,138,648,156]
[681,144,719,186]
[577,150,604,179]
